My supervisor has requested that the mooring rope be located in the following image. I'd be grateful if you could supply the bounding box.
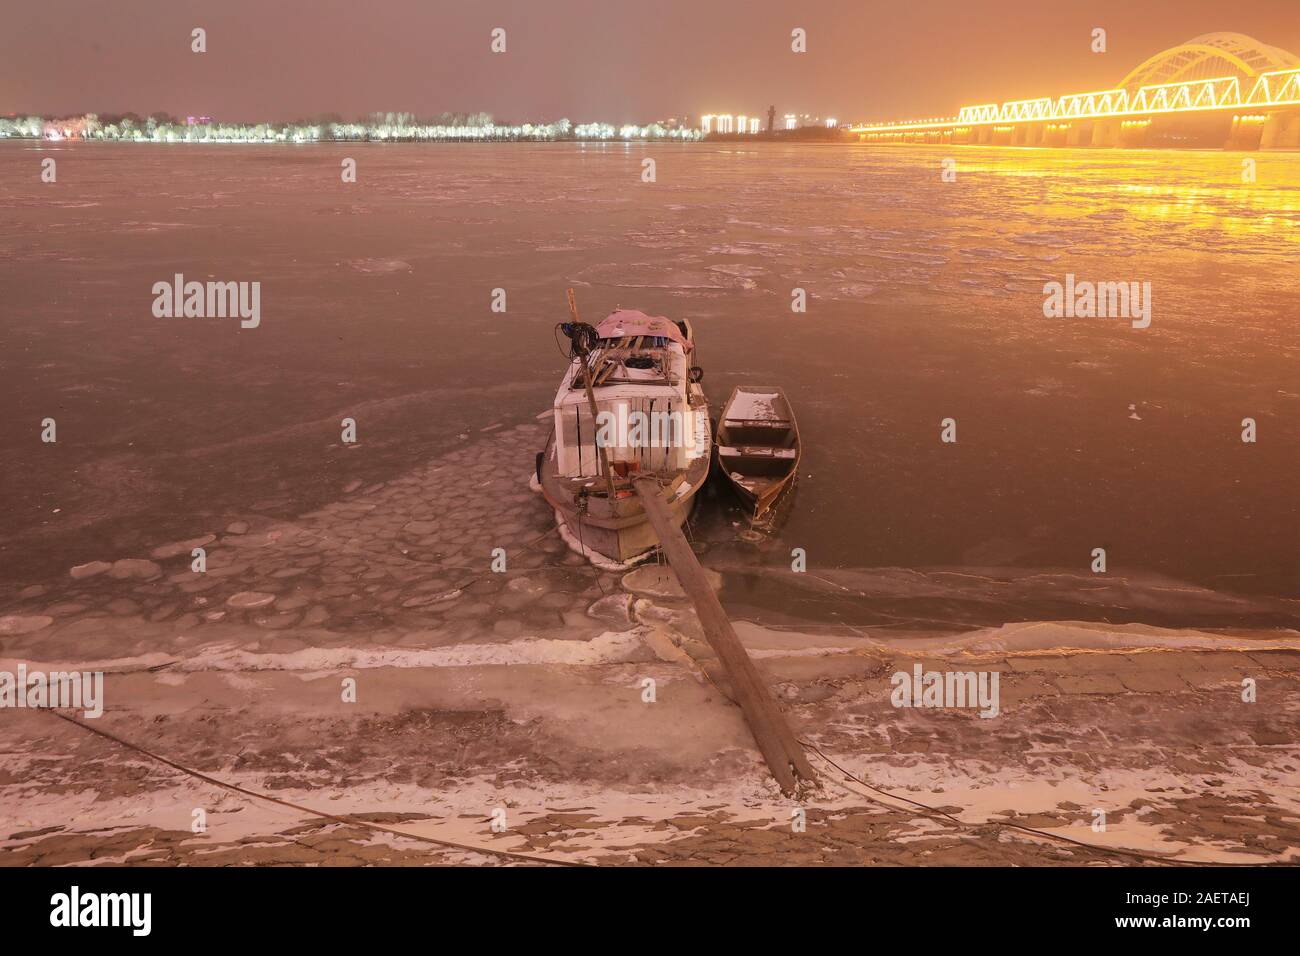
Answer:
[677,646,1256,867]
[43,710,590,867]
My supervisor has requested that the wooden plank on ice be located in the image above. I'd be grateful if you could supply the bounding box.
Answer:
[632,476,816,794]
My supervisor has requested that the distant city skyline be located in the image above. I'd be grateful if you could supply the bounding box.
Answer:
[2,0,1297,124]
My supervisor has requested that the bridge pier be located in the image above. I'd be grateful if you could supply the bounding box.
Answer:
[1118,120,1151,148]
[1066,122,1091,147]
[1043,124,1070,147]
[1260,110,1300,149]
[1226,115,1267,150]
[1091,119,1121,147]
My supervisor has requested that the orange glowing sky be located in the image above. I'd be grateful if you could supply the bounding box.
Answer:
[1,0,1297,122]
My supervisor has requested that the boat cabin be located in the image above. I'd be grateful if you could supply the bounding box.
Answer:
[552,310,708,481]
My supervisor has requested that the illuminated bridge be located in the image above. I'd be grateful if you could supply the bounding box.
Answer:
[852,33,1300,149]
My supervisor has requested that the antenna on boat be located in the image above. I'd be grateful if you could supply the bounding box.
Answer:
[565,289,618,500]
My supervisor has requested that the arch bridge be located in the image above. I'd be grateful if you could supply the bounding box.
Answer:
[852,33,1300,149]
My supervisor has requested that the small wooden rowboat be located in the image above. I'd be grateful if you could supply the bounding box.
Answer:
[716,386,800,519]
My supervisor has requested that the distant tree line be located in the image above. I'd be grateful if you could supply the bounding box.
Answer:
[0,111,701,143]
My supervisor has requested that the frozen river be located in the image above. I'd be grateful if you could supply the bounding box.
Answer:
[1,140,1297,615]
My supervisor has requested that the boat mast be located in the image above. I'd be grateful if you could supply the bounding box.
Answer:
[566,289,618,500]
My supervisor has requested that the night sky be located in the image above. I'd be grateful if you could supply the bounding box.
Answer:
[2,0,1297,123]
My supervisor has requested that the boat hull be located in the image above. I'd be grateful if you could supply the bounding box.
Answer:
[538,426,710,565]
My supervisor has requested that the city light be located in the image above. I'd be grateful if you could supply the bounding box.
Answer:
[0,114,705,143]
[697,112,769,134]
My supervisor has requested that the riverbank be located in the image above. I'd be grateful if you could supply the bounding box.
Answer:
[2,422,1296,866]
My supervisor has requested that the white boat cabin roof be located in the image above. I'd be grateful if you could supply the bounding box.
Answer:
[595,310,690,350]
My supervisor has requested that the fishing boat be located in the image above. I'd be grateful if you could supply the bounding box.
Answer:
[537,303,711,566]
[716,386,800,519]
